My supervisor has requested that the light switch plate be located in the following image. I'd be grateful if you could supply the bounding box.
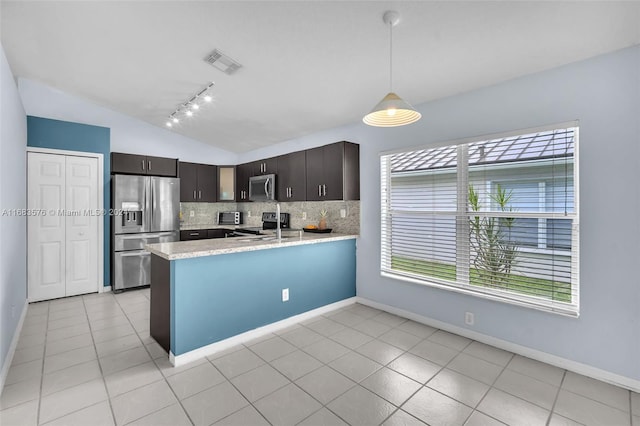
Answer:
[282,288,289,302]
[190,210,195,218]
[340,209,346,218]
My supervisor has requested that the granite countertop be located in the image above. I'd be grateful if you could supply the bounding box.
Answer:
[146,231,358,260]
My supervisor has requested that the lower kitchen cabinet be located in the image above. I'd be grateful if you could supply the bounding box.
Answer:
[180,228,233,241]
[180,230,208,241]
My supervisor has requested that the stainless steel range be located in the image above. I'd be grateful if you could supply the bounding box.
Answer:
[111,174,180,291]
[234,211,290,236]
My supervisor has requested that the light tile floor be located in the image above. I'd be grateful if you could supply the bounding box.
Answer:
[1,288,639,426]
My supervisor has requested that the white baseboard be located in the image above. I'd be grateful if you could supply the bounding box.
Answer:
[0,299,28,396]
[171,297,357,367]
[356,297,640,393]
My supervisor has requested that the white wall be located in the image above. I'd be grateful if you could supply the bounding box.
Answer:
[18,78,237,165]
[237,45,640,383]
[0,45,28,391]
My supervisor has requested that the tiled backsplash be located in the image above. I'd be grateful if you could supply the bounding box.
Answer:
[180,200,360,234]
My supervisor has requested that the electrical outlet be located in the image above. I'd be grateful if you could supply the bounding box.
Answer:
[340,209,347,218]
[189,210,195,218]
[282,288,289,302]
[302,212,307,220]
[464,312,475,326]
[247,211,251,217]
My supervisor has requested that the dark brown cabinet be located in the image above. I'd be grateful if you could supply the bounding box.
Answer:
[111,153,177,177]
[306,141,359,201]
[235,163,253,201]
[207,229,234,239]
[180,228,233,241]
[179,230,208,241]
[179,162,217,202]
[253,157,278,175]
[277,151,306,201]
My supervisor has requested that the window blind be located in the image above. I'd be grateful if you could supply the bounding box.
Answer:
[381,126,579,315]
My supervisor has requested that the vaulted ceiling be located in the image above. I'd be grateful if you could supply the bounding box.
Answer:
[2,1,639,153]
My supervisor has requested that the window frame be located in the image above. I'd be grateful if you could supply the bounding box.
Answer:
[380,122,580,317]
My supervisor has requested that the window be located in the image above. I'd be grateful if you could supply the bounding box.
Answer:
[381,125,579,315]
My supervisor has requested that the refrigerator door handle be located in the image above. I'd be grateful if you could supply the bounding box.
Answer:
[151,178,156,226]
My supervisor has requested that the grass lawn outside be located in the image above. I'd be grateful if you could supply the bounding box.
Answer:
[391,256,572,303]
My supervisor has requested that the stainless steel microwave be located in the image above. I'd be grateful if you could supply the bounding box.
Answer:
[249,174,276,201]
[218,211,243,225]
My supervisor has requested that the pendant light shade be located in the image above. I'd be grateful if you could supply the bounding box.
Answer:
[363,92,421,127]
[364,11,421,128]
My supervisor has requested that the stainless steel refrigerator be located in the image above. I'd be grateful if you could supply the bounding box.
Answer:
[112,174,180,291]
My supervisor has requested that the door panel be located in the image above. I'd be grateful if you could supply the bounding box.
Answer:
[113,251,151,289]
[178,162,198,202]
[40,242,63,285]
[28,153,66,301]
[146,156,177,177]
[322,142,345,200]
[150,177,180,232]
[112,175,148,233]
[65,156,99,297]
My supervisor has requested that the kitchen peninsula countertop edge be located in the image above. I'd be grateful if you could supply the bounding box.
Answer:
[146,233,358,260]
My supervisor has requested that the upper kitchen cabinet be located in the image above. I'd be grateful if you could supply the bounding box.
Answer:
[253,157,278,175]
[179,162,217,202]
[235,162,252,201]
[306,141,360,201]
[111,152,178,177]
[277,150,306,201]
[217,166,235,201]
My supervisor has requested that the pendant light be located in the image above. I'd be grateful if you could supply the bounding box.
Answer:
[363,11,421,127]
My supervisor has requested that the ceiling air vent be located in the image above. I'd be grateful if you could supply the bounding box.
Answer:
[204,49,242,75]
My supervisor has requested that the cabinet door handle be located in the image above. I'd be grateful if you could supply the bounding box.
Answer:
[198,190,202,199]
[323,184,326,196]
[318,185,322,196]
[141,160,145,171]
[148,160,151,171]
[193,190,196,199]
[190,232,200,236]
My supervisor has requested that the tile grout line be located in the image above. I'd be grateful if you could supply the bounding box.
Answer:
[35,300,50,426]
[83,293,119,426]
[546,369,568,426]
[113,290,186,426]
[469,351,516,425]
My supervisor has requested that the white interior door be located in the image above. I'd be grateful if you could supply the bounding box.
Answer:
[28,153,66,302]
[65,156,99,297]
[28,152,100,302]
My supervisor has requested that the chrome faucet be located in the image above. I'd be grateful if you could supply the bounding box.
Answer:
[275,203,281,241]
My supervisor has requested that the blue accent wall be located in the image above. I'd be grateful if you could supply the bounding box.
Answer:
[170,239,356,355]
[27,116,111,286]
